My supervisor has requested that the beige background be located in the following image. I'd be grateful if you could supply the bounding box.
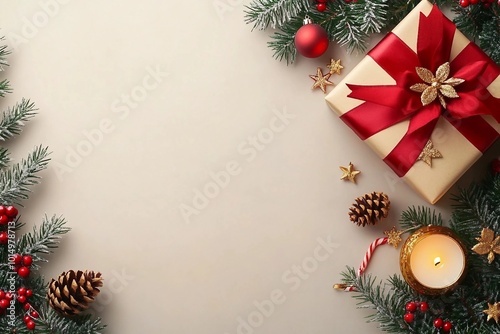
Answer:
[0,1,498,333]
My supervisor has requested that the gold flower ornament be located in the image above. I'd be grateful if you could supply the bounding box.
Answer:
[472,228,500,264]
[410,62,464,108]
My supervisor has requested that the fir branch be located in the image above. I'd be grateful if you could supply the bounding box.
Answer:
[479,18,500,65]
[357,0,389,34]
[0,145,50,205]
[0,37,8,69]
[0,98,37,141]
[267,18,302,64]
[0,79,11,98]
[399,206,444,233]
[332,1,369,53]
[0,146,9,169]
[35,306,106,334]
[16,215,70,260]
[244,0,310,30]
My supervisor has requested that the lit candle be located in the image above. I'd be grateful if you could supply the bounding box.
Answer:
[400,226,467,295]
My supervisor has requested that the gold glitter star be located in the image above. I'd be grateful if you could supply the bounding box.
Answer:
[484,302,500,324]
[410,62,464,108]
[310,67,334,93]
[417,140,443,167]
[472,228,500,264]
[327,59,344,75]
[339,162,360,183]
[384,227,403,248]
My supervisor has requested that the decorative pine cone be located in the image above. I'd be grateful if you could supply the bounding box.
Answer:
[47,270,103,316]
[349,191,390,227]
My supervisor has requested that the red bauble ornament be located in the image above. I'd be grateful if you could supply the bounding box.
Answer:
[443,321,453,332]
[434,318,444,328]
[419,301,429,312]
[404,312,414,323]
[294,18,329,58]
[18,266,30,278]
[405,301,417,313]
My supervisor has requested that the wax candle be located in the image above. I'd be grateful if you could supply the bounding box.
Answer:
[400,226,467,295]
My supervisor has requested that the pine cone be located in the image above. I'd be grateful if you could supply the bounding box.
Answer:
[47,270,103,316]
[349,192,390,227]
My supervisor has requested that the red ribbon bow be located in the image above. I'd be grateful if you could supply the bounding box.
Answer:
[341,5,500,177]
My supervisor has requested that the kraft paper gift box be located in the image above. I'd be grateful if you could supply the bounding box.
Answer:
[325,0,500,204]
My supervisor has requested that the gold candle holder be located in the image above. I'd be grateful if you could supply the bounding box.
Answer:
[400,225,467,295]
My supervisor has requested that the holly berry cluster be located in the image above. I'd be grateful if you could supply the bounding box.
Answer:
[458,0,498,8]
[314,0,357,12]
[13,253,33,279]
[18,287,39,330]
[0,288,39,330]
[404,301,453,333]
[0,205,18,244]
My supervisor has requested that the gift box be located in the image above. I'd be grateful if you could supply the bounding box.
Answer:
[325,0,500,204]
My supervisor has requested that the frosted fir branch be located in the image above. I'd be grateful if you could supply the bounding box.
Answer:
[0,98,37,141]
[0,79,10,98]
[358,0,389,33]
[16,215,70,258]
[244,0,310,30]
[0,37,8,69]
[0,147,9,169]
[0,145,50,205]
[399,206,444,233]
[36,306,106,334]
[333,4,368,53]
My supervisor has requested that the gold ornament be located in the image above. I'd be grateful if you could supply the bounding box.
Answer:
[385,227,403,248]
[310,67,334,93]
[339,162,360,183]
[484,302,500,324]
[327,59,344,75]
[417,140,442,166]
[410,62,464,108]
[472,228,500,264]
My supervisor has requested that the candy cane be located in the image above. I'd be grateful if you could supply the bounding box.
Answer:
[358,237,388,276]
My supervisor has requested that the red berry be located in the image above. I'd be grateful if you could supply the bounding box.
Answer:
[0,215,8,225]
[18,266,30,278]
[434,318,444,328]
[419,302,429,312]
[404,312,415,323]
[0,231,7,244]
[0,291,4,299]
[5,206,18,218]
[460,0,470,6]
[26,289,33,297]
[18,287,27,296]
[31,310,39,318]
[17,295,27,303]
[0,299,9,308]
[0,206,5,215]
[317,0,327,2]
[443,321,453,332]
[5,292,13,301]
[22,255,33,266]
[24,303,31,311]
[470,0,479,3]
[26,320,36,330]
[23,315,31,323]
[13,254,22,265]
[405,301,417,313]
[316,3,327,11]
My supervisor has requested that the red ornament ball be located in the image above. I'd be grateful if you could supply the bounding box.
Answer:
[18,266,30,278]
[404,312,414,323]
[434,318,444,328]
[294,23,329,58]
[443,321,453,332]
[419,301,429,312]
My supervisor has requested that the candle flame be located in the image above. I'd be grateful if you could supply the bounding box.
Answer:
[434,257,441,266]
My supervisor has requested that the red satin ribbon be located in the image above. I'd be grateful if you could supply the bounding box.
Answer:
[340,5,500,177]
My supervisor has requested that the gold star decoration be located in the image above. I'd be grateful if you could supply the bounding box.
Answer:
[472,228,500,264]
[410,62,464,108]
[339,162,360,183]
[384,227,403,248]
[484,302,500,324]
[310,67,334,93]
[417,140,443,167]
[327,59,344,75]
